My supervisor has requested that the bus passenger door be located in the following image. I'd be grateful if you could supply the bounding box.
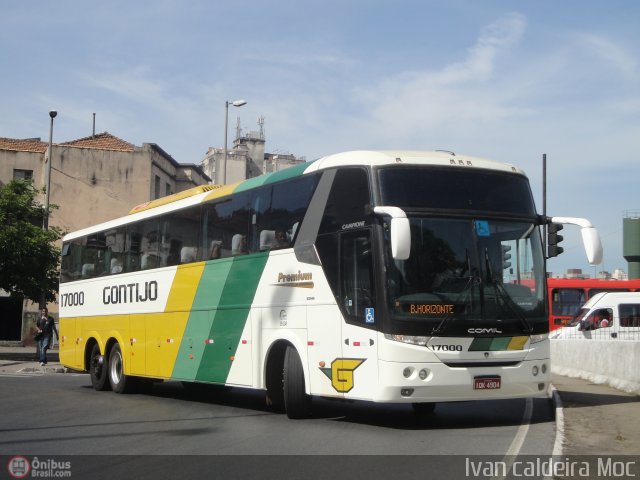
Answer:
[339,230,379,400]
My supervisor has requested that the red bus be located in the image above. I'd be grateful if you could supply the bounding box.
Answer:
[548,278,640,330]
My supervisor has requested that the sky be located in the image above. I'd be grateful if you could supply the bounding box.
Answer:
[1,0,638,276]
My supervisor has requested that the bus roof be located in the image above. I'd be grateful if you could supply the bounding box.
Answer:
[308,150,525,175]
[62,150,526,242]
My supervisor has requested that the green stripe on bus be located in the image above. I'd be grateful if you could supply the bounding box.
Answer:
[234,161,310,193]
[194,252,269,383]
[171,260,234,380]
[469,337,515,351]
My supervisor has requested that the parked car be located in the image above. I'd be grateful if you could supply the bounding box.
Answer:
[550,292,640,340]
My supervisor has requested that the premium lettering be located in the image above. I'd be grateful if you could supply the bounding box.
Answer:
[103,281,158,304]
[278,271,313,283]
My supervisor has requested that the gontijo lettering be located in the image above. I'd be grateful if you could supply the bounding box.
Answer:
[103,281,158,304]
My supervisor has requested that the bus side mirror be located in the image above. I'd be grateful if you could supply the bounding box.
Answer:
[373,206,411,260]
[550,216,603,265]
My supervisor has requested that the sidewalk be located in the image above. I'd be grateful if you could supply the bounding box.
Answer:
[0,345,639,454]
[551,373,640,455]
[0,345,66,374]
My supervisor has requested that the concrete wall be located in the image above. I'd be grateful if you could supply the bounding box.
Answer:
[0,149,45,186]
[1,139,209,342]
[52,145,152,233]
[551,339,640,394]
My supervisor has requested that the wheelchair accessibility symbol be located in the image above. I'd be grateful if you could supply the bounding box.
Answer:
[365,308,375,324]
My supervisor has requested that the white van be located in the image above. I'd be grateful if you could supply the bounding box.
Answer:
[550,291,640,340]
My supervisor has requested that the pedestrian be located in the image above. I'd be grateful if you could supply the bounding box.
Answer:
[36,307,58,366]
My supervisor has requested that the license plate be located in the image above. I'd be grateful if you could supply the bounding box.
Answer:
[473,377,501,390]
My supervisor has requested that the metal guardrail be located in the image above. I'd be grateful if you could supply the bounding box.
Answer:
[551,324,640,340]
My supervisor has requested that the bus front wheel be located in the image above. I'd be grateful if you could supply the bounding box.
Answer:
[108,343,135,394]
[89,343,109,391]
[283,346,311,419]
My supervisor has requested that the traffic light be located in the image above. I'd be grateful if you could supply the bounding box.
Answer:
[547,222,564,258]
[501,244,512,269]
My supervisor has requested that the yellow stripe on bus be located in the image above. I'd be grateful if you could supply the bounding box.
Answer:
[142,263,207,378]
[202,181,242,202]
[508,336,529,350]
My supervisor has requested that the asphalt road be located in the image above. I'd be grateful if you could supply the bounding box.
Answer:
[0,372,556,479]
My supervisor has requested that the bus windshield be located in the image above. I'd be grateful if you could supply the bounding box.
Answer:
[385,218,546,334]
[378,167,546,336]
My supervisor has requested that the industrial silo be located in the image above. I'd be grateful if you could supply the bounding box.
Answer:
[624,210,640,279]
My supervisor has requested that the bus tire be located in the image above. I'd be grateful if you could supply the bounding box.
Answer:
[283,346,311,419]
[412,402,436,415]
[89,343,109,391]
[265,346,285,411]
[108,343,135,394]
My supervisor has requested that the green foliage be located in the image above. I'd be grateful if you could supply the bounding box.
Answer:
[0,180,63,303]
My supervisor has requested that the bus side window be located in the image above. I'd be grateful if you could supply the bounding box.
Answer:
[552,288,585,316]
[319,168,370,235]
[125,230,142,272]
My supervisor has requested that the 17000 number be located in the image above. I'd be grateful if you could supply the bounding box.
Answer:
[429,344,463,351]
[60,291,84,307]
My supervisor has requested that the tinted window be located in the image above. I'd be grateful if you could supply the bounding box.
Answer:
[202,193,251,258]
[552,288,586,316]
[378,167,536,216]
[620,304,640,327]
[161,207,201,265]
[269,175,318,246]
[319,168,370,234]
[60,174,319,282]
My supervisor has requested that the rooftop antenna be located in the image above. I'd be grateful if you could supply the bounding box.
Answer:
[258,116,265,139]
[235,117,242,141]
[92,113,96,138]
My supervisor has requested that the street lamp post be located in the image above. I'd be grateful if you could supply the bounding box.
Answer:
[43,110,57,230]
[221,99,247,184]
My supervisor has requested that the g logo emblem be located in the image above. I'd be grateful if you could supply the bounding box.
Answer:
[320,358,365,393]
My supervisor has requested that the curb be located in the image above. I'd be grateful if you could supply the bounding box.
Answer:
[18,366,67,374]
[549,385,565,457]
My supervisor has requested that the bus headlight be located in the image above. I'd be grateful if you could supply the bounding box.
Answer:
[384,334,430,346]
[529,333,549,344]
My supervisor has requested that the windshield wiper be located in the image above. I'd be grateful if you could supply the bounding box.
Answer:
[433,249,477,335]
[484,248,533,334]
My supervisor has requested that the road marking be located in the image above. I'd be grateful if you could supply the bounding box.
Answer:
[490,397,532,480]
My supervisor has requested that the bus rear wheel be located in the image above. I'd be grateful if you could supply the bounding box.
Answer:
[89,343,109,391]
[283,346,311,419]
[108,343,135,394]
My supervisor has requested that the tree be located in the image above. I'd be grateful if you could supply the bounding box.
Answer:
[0,180,63,304]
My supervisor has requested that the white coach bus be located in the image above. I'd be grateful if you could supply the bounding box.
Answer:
[58,150,602,418]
